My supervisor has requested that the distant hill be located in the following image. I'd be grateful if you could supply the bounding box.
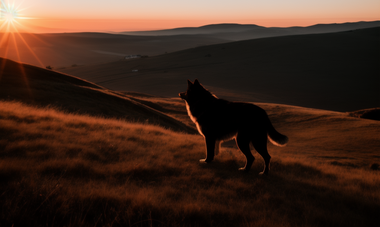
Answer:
[122,23,264,36]
[122,21,380,41]
[0,32,228,68]
[0,58,196,133]
[3,21,379,69]
[61,27,380,112]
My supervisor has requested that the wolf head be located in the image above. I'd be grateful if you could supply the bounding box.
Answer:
[179,79,214,104]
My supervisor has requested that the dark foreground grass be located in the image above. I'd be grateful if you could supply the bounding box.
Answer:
[1,101,379,227]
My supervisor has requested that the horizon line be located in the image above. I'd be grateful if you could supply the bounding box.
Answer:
[5,19,380,34]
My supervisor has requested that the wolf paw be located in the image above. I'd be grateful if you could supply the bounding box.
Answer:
[199,159,212,163]
[238,167,250,172]
[259,170,269,175]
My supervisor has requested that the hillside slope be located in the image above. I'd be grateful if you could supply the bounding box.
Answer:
[0,99,379,227]
[3,21,379,68]
[121,92,380,168]
[0,58,196,133]
[0,32,228,68]
[61,27,380,111]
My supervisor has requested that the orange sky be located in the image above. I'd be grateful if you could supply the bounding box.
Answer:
[1,0,380,33]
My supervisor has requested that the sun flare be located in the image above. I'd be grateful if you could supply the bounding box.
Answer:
[0,0,45,79]
[1,1,16,22]
[0,0,30,26]
[3,7,17,23]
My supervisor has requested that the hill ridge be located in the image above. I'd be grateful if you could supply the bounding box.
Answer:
[122,20,380,38]
[0,57,197,133]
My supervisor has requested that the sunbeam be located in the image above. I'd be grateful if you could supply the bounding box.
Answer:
[0,0,37,97]
[10,30,31,97]
[1,0,18,23]
[0,18,11,81]
[12,25,44,67]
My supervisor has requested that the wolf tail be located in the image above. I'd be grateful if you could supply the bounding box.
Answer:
[266,117,288,147]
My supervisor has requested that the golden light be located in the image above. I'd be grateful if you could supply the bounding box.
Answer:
[1,0,43,63]
[1,0,34,30]
[1,1,17,23]
[4,8,17,23]
[0,0,44,98]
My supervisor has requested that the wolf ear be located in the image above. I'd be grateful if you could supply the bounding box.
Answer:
[187,79,193,87]
[194,79,200,86]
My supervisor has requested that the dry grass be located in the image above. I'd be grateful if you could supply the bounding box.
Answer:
[1,100,380,227]
[0,57,195,134]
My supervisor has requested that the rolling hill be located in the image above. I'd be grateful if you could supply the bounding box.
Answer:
[122,21,380,41]
[1,55,380,226]
[0,57,196,133]
[0,32,228,68]
[60,27,380,112]
[1,79,379,227]
[2,21,379,69]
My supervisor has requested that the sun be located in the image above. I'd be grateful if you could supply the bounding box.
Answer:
[0,0,25,25]
[0,0,45,68]
[3,7,17,23]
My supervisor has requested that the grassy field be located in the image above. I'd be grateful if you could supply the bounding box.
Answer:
[1,100,379,227]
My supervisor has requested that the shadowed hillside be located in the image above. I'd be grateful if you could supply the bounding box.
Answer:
[61,27,380,111]
[3,21,379,68]
[122,92,380,168]
[1,53,379,226]
[0,32,228,68]
[0,58,196,133]
[0,99,379,227]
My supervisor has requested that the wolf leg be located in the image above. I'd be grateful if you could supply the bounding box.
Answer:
[251,133,271,175]
[235,135,255,172]
[214,140,221,156]
[200,137,215,163]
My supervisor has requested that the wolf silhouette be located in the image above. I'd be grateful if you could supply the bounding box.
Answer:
[179,79,288,174]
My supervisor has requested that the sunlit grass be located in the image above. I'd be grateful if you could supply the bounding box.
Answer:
[0,100,379,227]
